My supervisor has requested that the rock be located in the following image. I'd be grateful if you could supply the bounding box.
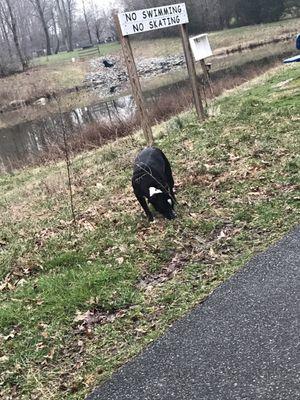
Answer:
[9,100,26,109]
[109,85,118,94]
[33,97,47,106]
[85,54,185,96]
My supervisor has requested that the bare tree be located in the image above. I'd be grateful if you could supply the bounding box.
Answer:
[87,1,116,43]
[0,0,27,69]
[0,6,12,58]
[55,0,75,51]
[82,0,92,45]
[29,0,52,55]
[50,5,60,53]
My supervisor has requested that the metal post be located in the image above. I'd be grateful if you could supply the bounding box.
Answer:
[180,23,206,121]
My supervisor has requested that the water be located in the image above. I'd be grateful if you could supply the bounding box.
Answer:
[0,96,135,171]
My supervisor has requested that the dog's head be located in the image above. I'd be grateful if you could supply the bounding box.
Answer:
[148,187,176,220]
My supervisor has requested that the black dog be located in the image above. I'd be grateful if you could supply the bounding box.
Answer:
[103,59,114,68]
[132,147,176,221]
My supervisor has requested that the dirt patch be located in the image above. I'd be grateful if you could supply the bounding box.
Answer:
[138,254,189,290]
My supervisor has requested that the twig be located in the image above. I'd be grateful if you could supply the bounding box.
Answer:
[53,95,76,226]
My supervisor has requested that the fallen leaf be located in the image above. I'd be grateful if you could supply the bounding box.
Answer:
[217,230,226,240]
[209,247,218,259]
[36,342,45,350]
[74,310,94,324]
[117,257,124,265]
[4,330,16,341]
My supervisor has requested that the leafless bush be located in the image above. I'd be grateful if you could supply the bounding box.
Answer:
[27,88,194,167]
[147,87,193,123]
[0,51,21,78]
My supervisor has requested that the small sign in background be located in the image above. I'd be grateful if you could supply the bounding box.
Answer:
[189,34,213,61]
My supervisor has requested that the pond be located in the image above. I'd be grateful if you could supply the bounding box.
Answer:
[0,95,135,172]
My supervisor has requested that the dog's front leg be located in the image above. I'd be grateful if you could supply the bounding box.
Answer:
[170,187,176,204]
[137,196,153,222]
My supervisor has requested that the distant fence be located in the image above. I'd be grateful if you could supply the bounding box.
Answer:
[78,46,101,61]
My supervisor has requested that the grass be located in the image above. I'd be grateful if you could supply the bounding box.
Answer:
[0,65,299,399]
[209,17,299,49]
[129,17,300,57]
[0,63,86,109]
[33,43,121,66]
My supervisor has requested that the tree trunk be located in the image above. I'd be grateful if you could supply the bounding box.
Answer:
[55,0,73,52]
[55,0,67,50]
[95,24,100,44]
[82,0,92,45]
[66,0,73,51]
[51,9,60,53]
[4,0,26,70]
[35,0,52,55]
[0,15,13,58]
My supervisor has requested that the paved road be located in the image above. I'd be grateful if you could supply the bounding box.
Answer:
[87,227,300,400]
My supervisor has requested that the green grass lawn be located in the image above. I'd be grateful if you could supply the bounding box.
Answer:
[0,65,299,399]
[33,43,121,66]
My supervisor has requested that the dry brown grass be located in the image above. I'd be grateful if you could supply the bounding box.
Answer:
[130,18,300,58]
[0,63,87,108]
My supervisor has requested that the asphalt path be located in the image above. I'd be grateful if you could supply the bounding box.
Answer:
[87,226,300,400]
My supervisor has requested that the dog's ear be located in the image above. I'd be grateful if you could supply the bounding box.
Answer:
[149,187,163,197]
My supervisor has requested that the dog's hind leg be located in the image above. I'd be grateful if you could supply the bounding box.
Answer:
[136,196,153,221]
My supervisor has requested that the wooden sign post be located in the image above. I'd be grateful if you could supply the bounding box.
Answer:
[200,59,214,97]
[180,24,206,120]
[114,15,154,146]
[115,3,206,145]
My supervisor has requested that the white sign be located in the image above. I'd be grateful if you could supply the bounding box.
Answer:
[189,34,213,61]
[118,3,189,36]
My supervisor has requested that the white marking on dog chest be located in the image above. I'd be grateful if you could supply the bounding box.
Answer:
[149,187,162,197]
[168,199,172,205]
